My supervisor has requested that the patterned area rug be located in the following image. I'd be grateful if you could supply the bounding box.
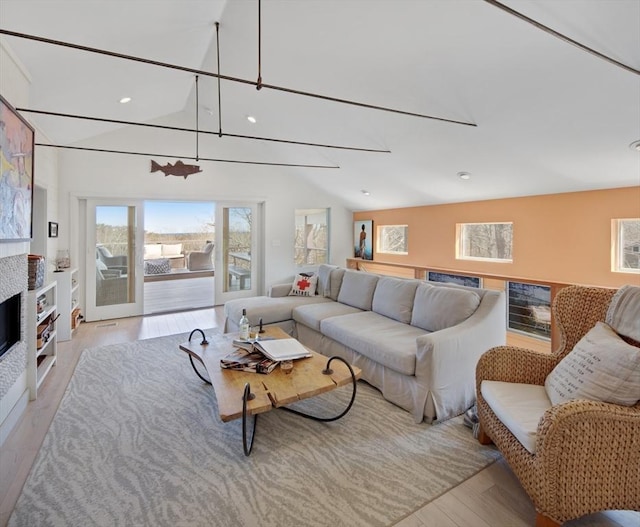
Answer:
[9,331,499,527]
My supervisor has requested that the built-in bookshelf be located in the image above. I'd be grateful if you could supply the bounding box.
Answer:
[55,268,80,341]
[26,281,57,400]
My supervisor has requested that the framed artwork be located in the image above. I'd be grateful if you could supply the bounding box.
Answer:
[0,95,35,242]
[427,271,481,288]
[354,220,373,260]
[48,222,58,238]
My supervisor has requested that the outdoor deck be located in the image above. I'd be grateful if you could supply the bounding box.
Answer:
[144,269,214,314]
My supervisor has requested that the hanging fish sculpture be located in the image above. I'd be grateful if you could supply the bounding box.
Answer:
[150,160,202,179]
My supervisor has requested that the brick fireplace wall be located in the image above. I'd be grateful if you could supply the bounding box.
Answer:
[0,254,28,404]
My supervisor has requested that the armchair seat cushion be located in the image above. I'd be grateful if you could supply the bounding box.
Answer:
[481,380,551,454]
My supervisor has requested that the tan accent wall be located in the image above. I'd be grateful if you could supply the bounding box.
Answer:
[354,187,640,289]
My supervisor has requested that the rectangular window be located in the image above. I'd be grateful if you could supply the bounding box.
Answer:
[613,218,640,273]
[377,225,408,255]
[457,222,513,262]
[295,209,329,266]
[427,271,481,288]
[507,281,551,340]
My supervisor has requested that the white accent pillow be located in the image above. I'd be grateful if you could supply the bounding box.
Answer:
[289,274,318,297]
[545,322,640,407]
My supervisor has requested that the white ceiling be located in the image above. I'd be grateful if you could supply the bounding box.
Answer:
[1,0,639,210]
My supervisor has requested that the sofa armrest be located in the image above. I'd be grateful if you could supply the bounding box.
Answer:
[476,346,558,390]
[269,283,292,297]
[413,290,507,420]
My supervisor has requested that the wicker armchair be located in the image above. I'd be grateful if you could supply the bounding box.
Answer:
[476,285,640,527]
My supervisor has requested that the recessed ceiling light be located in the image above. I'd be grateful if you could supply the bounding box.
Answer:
[458,171,471,180]
[119,97,132,104]
[630,140,640,151]
[361,190,371,196]
[247,115,257,124]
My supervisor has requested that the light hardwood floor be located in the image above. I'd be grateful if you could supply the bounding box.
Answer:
[1,307,638,527]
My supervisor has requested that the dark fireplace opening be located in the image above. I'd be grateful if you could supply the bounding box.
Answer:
[0,293,21,360]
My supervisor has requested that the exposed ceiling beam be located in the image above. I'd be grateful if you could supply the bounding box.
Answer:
[36,143,340,169]
[18,108,391,153]
[0,28,478,126]
[484,0,640,76]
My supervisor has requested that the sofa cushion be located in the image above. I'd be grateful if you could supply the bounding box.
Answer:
[328,268,345,301]
[372,277,419,324]
[411,283,480,332]
[162,243,182,257]
[337,271,379,311]
[481,380,551,454]
[289,273,318,297]
[545,321,640,407]
[321,311,426,376]
[317,264,337,298]
[225,295,331,327]
[144,244,162,259]
[293,302,362,332]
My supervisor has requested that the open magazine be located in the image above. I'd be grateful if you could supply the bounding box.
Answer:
[252,338,312,361]
[220,347,278,374]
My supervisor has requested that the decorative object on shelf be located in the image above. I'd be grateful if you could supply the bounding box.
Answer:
[48,221,58,238]
[353,220,373,260]
[27,254,45,290]
[150,159,202,179]
[0,95,35,242]
[55,249,70,270]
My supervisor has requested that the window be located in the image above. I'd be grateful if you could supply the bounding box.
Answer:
[507,281,551,340]
[613,218,640,273]
[457,222,513,262]
[427,271,481,288]
[377,225,408,255]
[295,209,329,266]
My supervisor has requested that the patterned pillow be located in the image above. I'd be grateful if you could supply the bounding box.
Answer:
[545,321,640,406]
[144,258,171,275]
[289,273,318,297]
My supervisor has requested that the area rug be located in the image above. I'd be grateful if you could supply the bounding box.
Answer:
[9,331,499,527]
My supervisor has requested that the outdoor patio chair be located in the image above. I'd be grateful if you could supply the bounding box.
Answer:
[187,241,214,271]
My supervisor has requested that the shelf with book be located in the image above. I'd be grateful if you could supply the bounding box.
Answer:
[26,280,58,400]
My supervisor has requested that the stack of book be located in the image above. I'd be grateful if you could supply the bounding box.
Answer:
[220,337,312,374]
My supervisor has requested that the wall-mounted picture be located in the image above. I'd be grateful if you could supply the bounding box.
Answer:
[427,271,481,288]
[0,95,35,242]
[48,222,58,238]
[354,220,373,260]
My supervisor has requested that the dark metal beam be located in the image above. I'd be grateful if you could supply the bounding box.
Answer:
[35,143,340,169]
[484,0,639,76]
[18,107,391,152]
[0,28,477,126]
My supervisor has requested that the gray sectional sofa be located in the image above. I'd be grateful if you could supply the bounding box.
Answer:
[224,265,505,423]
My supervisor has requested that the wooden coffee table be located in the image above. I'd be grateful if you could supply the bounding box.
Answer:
[179,327,360,455]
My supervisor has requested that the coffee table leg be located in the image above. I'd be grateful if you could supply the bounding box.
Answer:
[281,356,358,422]
[242,383,258,456]
[188,356,212,385]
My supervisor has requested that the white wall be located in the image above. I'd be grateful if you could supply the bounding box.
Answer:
[57,111,353,295]
[0,38,60,441]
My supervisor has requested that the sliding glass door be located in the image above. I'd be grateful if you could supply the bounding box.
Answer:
[85,199,144,321]
[215,203,260,305]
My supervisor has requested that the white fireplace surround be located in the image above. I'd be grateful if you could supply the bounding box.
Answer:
[0,253,28,443]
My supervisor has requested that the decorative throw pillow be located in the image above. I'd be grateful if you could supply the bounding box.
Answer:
[289,273,318,297]
[144,258,171,275]
[544,321,640,407]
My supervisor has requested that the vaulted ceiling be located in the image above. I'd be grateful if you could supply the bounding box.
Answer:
[1,0,638,210]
